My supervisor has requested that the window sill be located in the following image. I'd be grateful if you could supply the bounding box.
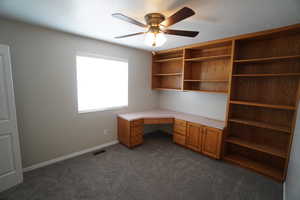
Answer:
[78,106,128,114]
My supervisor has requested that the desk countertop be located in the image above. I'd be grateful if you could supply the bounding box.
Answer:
[118,109,225,130]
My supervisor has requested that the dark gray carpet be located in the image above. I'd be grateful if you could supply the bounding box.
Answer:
[0,132,282,200]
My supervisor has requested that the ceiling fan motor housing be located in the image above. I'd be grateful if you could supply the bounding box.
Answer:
[145,13,165,32]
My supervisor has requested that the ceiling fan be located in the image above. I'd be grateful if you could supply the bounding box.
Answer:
[112,7,199,47]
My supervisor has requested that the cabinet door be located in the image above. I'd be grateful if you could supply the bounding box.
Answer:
[202,127,222,159]
[186,123,202,152]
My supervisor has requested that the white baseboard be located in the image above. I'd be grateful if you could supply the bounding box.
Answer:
[23,140,119,172]
[283,182,286,200]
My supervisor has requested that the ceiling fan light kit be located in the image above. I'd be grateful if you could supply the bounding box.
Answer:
[145,32,166,47]
[112,7,199,47]
[144,13,166,47]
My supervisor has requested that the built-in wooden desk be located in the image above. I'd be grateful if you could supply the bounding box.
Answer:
[117,109,225,159]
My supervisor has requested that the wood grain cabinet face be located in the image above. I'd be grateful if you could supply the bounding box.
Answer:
[202,127,222,159]
[173,133,186,146]
[174,119,187,127]
[174,124,186,135]
[186,123,203,152]
[131,126,143,137]
[130,119,143,126]
[144,118,173,124]
[159,118,174,124]
[118,118,144,148]
[173,119,187,146]
[118,117,131,146]
[130,135,143,147]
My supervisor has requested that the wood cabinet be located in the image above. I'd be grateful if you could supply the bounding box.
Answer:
[118,117,143,148]
[173,119,187,146]
[152,50,184,91]
[184,122,223,159]
[152,43,232,93]
[202,127,222,159]
[223,24,300,182]
[173,133,186,146]
[118,116,224,158]
[186,122,203,152]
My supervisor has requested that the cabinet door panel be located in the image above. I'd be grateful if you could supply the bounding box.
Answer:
[202,128,222,159]
[186,123,202,151]
[173,133,186,146]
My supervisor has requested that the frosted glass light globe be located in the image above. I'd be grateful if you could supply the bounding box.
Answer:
[144,32,166,47]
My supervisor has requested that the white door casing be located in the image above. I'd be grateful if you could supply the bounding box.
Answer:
[0,44,23,192]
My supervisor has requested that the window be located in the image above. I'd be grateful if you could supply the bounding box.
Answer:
[76,54,128,113]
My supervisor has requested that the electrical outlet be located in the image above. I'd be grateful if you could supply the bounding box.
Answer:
[103,129,110,135]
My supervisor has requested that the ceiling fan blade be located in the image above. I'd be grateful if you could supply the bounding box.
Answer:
[164,29,199,37]
[160,7,195,27]
[115,32,145,39]
[112,13,147,28]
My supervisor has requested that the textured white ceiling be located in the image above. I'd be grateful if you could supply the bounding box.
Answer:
[0,0,299,51]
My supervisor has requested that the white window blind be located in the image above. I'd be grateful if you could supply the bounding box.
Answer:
[76,54,128,113]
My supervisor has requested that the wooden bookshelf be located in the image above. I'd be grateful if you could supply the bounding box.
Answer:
[224,25,300,182]
[152,40,232,92]
[183,41,232,93]
[152,49,184,90]
[152,24,300,181]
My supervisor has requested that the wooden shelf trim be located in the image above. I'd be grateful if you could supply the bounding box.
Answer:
[184,79,228,82]
[184,89,228,94]
[234,55,300,63]
[230,100,296,110]
[185,54,231,62]
[153,57,183,62]
[226,137,287,158]
[153,88,182,91]
[153,73,182,76]
[232,73,300,77]
[229,118,291,133]
[224,154,283,181]
[187,45,231,52]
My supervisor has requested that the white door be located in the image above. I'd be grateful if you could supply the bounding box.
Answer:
[0,44,23,192]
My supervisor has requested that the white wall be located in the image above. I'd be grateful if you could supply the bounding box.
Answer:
[0,19,159,168]
[285,103,300,200]
[159,91,228,121]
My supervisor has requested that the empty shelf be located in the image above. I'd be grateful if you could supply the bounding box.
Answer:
[226,137,287,158]
[229,118,291,133]
[230,100,296,110]
[224,154,283,181]
[234,55,300,63]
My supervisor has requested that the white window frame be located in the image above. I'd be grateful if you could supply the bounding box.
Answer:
[75,52,128,113]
